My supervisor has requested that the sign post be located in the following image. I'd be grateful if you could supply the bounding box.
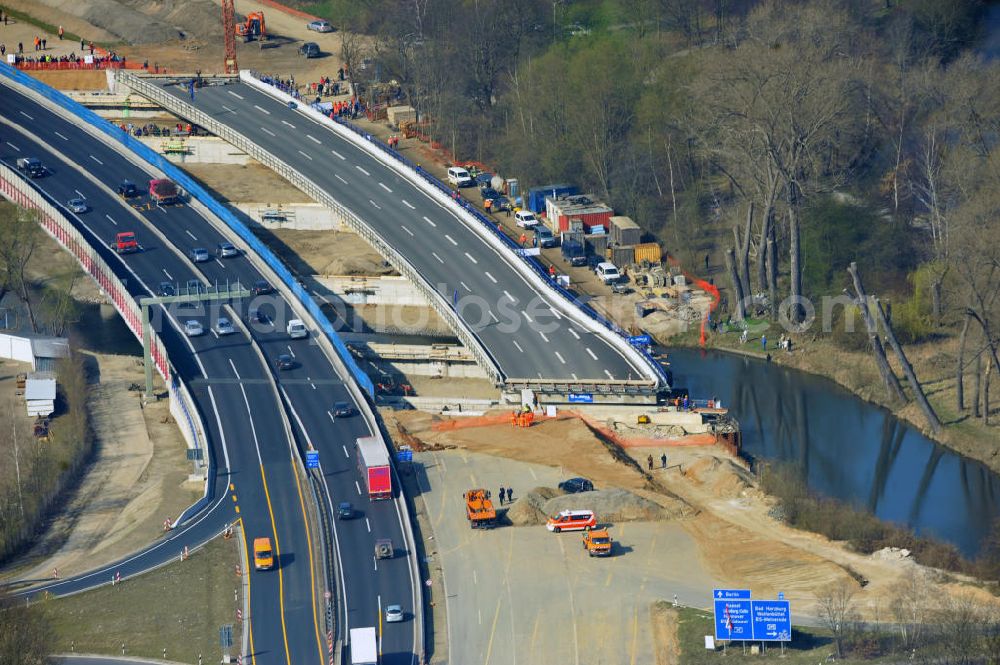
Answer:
[305,450,320,469]
[712,589,791,647]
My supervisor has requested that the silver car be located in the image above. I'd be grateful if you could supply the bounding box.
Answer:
[216,242,239,258]
[385,604,404,623]
[215,317,235,336]
[190,247,210,263]
[67,197,88,213]
[307,19,333,32]
[183,320,204,337]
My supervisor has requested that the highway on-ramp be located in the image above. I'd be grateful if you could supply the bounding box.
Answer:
[0,78,417,665]
[152,77,656,388]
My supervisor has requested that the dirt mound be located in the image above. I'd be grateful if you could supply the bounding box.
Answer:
[394,411,650,492]
[682,456,754,499]
[506,487,561,526]
[26,0,222,45]
[508,487,691,526]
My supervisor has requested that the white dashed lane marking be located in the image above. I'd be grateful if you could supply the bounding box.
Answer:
[356,165,370,176]
[253,104,270,114]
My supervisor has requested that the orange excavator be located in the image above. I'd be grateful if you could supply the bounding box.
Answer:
[464,489,497,529]
[236,11,266,42]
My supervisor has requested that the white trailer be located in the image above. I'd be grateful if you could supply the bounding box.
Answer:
[349,626,378,665]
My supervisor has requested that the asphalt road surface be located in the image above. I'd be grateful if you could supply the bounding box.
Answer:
[158,78,654,386]
[0,79,416,665]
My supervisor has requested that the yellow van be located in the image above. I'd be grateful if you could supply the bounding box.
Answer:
[253,537,274,570]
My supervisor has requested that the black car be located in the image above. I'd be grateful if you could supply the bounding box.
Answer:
[248,307,268,324]
[337,502,354,520]
[251,280,273,296]
[118,179,138,198]
[332,401,354,418]
[558,477,594,494]
[158,282,176,297]
[480,187,501,201]
[299,42,320,58]
[276,354,295,371]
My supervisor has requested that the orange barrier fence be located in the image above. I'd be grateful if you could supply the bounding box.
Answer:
[13,60,135,71]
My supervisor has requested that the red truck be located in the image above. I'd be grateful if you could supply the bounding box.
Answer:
[111,231,139,254]
[356,436,391,501]
[149,178,180,205]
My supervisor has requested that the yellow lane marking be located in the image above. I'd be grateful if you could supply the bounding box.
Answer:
[290,453,325,665]
[259,464,293,665]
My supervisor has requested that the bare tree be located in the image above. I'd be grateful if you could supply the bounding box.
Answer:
[848,262,907,404]
[0,591,50,665]
[0,207,41,332]
[816,580,858,658]
[889,569,930,650]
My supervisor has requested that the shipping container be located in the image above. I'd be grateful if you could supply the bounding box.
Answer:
[526,184,578,213]
[505,178,519,199]
[585,233,609,258]
[633,242,662,265]
[609,216,642,246]
[611,245,635,267]
[546,194,614,233]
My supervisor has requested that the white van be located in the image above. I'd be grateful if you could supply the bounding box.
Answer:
[287,319,308,339]
[595,262,622,285]
[514,210,539,228]
[446,166,473,188]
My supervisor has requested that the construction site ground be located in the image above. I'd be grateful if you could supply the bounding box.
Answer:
[0,351,201,585]
[386,410,1000,659]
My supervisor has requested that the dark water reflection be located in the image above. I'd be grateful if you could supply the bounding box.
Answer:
[667,348,1000,557]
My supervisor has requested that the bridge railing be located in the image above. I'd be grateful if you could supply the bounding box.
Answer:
[0,157,210,523]
[244,72,669,390]
[0,63,376,399]
[115,70,504,389]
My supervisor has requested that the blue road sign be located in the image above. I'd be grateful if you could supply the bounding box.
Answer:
[712,590,792,642]
[568,393,594,403]
[751,600,791,641]
[628,334,652,346]
[306,450,320,469]
[777,592,785,600]
[714,599,753,640]
[397,450,413,463]
[714,588,751,600]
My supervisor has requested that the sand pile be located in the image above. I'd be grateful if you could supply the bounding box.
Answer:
[26,0,222,44]
[682,456,754,499]
[506,487,561,525]
[507,487,691,526]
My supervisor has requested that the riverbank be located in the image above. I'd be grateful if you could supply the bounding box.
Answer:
[662,325,1000,476]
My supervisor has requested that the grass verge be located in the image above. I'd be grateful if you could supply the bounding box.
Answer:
[0,8,83,44]
[676,606,861,664]
[38,535,242,662]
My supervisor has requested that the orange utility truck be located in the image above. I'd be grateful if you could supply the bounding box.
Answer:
[464,489,497,529]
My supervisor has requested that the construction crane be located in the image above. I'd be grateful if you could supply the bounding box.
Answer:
[222,0,237,74]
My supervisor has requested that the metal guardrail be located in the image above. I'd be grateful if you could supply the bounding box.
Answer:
[0,160,212,526]
[0,62,375,399]
[0,158,212,527]
[118,71,504,388]
[241,72,669,392]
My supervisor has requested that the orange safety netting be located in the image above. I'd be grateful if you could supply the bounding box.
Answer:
[664,254,721,347]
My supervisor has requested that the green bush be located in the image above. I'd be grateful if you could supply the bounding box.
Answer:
[761,462,979,577]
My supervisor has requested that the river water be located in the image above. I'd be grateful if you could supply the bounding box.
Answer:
[667,348,1000,557]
